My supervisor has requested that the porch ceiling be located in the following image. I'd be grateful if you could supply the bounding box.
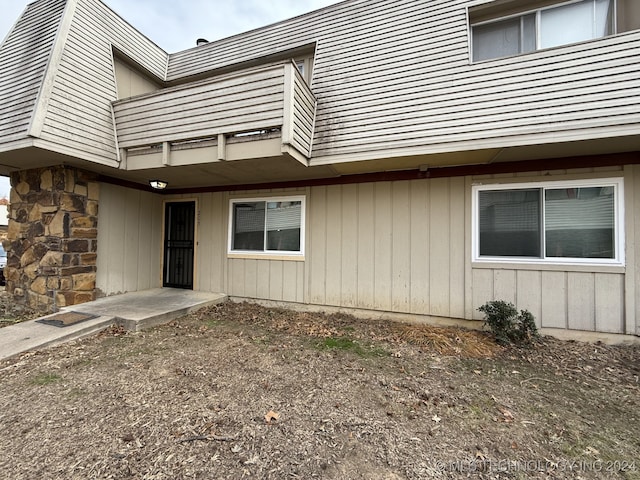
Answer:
[327,135,640,176]
[0,146,79,176]
[1,134,639,190]
[94,154,340,189]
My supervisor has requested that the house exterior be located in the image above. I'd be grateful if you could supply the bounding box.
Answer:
[0,0,639,339]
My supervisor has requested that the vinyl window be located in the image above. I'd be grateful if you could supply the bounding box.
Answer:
[471,0,614,62]
[472,179,624,265]
[229,196,305,257]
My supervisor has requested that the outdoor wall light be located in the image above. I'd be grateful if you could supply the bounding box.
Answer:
[149,180,168,190]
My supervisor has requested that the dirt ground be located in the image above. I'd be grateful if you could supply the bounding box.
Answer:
[1,300,639,479]
[0,289,41,327]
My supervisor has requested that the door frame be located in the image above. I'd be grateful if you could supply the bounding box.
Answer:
[161,198,198,290]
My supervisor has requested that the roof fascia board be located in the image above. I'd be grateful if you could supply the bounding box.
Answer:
[309,125,640,167]
[31,138,120,168]
[166,41,316,86]
[0,138,36,155]
[28,0,79,138]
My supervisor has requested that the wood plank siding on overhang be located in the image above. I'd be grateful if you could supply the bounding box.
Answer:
[0,0,66,149]
[112,62,316,162]
[0,0,168,165]
[0,0,639,174]
[166,0,640,165]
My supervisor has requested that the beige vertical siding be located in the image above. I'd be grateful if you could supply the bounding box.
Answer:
[515,270,542,324]
[96,166,639,335]
[184,188,305,301]
[113,57,161,99]
[0,0,65,146]
[194,192,226,293]
[304,179,467,315]
[308,186,327,305]
[626,165,640,335]
[96,183,163,295]
[221,171,629,334]
[429,179,451,316]
[189,180,468,313]
[38,0,167,165]
[340,185,358,307]
[470,168,629,334]
[409,180,429,314]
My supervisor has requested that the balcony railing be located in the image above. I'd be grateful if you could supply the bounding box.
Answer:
[112,61,315,167]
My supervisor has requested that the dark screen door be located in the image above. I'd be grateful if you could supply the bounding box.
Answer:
[163,201,195,289]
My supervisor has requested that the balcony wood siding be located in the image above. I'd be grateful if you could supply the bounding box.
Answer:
[37,0,167,165]
[113,63,316,160]
[0,0,65,146]
[291,68,316,157]
[165,0,640,163]
[113,65,285,149]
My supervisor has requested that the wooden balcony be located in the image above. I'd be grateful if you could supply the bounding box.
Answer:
[112,62,315,170]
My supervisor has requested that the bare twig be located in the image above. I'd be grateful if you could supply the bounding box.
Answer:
[520,377,556,386]
[176,435,236,443]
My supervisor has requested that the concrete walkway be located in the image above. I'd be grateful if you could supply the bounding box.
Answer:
[0,288,226,361]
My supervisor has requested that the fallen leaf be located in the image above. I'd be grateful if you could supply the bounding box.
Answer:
[584,446,600,456]
[498,406,514,422]
[264,410,280,424]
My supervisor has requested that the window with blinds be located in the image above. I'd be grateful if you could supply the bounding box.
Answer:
[471,0,614,62]
[229,196,305,257]
[473,178,624,265]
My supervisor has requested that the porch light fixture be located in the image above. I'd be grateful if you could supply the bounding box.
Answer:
[149,180,168,190]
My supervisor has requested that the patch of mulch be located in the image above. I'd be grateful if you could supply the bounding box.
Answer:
[193,302,503,358]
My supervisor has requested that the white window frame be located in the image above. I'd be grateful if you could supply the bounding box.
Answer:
[228,195,305,258]
[470,0,616,62]
[472,178,625,266]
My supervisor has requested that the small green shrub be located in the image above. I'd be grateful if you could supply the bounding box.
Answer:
[478,300,539,346]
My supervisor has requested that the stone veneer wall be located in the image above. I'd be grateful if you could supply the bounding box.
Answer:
[4,166,99,311]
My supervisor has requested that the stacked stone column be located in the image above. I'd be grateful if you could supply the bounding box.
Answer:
[4,166,99,312]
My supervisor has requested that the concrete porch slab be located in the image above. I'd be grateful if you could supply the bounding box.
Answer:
[68,288,227,332]
[0,288,226,362]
